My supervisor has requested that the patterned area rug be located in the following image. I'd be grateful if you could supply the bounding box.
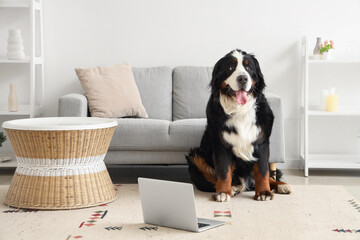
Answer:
[0,184,359,240]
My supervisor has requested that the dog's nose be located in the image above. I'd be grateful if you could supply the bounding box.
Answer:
[237,75,248,83]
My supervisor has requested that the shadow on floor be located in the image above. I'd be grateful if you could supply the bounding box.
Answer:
[107,165,191,184]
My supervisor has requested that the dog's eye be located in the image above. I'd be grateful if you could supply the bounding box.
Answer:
[229,67,233,71]
[246,66,251,71]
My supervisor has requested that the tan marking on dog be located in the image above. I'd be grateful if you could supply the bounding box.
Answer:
[215,165,234,201]
[192,154,216,184]
[253,163,273,201]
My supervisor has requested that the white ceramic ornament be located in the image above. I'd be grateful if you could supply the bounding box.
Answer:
[6,29,25,60]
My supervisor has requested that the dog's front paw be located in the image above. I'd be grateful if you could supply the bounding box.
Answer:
[231,185,244,197]
[254,190,274,201]
[276,183,293,194]
[213,192,231,202]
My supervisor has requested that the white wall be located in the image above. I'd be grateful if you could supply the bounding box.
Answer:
[3,0,360,167]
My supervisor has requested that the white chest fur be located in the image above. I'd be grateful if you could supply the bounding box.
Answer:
[220,93,260,161]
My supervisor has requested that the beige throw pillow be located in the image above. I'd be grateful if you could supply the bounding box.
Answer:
[75,63,148,118]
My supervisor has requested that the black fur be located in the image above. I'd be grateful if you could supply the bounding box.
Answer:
[187,49,282,193]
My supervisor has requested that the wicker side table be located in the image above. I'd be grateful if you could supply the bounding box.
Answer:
[2,117,117,210]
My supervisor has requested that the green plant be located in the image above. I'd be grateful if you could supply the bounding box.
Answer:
[0,132,6,148]
[320,40,334,54]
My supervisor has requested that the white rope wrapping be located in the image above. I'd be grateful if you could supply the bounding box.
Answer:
[15,154,107,176]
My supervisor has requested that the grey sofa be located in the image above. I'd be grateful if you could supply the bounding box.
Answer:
[59,66,285,165]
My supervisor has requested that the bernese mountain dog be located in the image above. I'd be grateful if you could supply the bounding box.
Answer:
[186,49,292,202]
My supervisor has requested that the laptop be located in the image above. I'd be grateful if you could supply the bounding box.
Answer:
[138,177,226,232]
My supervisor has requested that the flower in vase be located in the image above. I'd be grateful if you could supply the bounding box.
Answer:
[320,40,334,54]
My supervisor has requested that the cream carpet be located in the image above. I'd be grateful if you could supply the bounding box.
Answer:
[0,184,359,240]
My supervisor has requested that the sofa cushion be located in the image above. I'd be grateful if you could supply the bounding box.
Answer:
[109,118,170,151]
[132,67,172,121]
[168,118,207,151]
[75,63,148,118]
[172,66,212,120]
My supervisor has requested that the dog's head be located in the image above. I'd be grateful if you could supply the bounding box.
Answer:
[210,49,265,105]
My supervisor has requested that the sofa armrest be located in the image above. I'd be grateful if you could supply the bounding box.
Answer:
[58,93,89,117]
[265,92,285,163]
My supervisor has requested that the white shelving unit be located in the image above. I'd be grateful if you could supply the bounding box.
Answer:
[0,0,44,168]
[300,36,360,176]
[0,0,44,118]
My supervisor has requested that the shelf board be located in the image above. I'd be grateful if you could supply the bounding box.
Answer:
[34,56,43,64]
[0,105,42,116]
[0,159,17,168]
[308,110,360,116]
[0,0,29,8]
[308,58,360,64]
[0,56,30,63]
[0,152,16,168]
[304,106,360,116]
[307,154,360,169]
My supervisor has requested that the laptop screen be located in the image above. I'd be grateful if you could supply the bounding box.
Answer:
[138,178,199,232]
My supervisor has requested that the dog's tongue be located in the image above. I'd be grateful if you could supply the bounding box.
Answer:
[236,90,247,105]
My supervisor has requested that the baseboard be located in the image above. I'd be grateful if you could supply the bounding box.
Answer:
[276,159,301,169]
[106,160,302,170]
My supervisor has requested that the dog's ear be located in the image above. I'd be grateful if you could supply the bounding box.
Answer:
[250,55,264,82]
[250,54,266,90]
[210,55,236,94]
[210,56,226,93]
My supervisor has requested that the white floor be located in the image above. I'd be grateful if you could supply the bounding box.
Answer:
[0,168,359,200]
[281,169,360,200]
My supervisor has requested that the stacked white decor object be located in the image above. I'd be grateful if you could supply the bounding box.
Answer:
[6,29,25,60]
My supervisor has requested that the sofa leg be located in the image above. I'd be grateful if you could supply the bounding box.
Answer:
[269,163,276,180]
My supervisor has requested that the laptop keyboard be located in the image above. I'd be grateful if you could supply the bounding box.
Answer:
[198,223,210,228]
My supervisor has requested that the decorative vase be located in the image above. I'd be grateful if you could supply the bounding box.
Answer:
[322,51,333,60]
[313,37,322,55]
[325,87,338,112]
[320,89,329,111]
[6,29,25,60]
[8,84,18,112]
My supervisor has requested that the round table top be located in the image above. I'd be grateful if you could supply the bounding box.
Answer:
[2,117,118,131]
